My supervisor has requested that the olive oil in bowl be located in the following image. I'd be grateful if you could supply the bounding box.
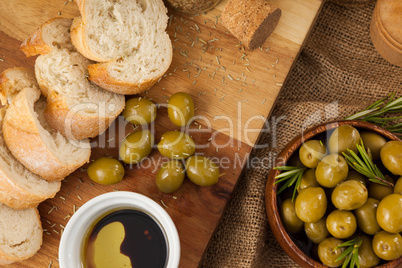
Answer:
[84,209,168,268]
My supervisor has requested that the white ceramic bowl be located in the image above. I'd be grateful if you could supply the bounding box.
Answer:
[59,191,180,268]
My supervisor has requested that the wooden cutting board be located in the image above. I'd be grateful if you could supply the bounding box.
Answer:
[0,0,323,267]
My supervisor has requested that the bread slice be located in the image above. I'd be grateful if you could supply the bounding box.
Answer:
[21,18,125,140]
[70,0,173,95]
[2,69,91,181]
[0,203,42,265]
[0,68,61,209]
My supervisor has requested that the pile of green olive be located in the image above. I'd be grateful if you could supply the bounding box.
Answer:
[278,125,402,267]
[88,93,220,193]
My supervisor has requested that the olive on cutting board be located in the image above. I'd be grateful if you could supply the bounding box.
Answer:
[158,131,195,160]
[123,97,157,125]
[155,160,185,194]
[87,157,125,185]
[167,92,194,127]
[185,155,220,186]
[119,129,155,164]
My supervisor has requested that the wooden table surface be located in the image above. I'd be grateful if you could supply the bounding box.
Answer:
[0,0,323,267]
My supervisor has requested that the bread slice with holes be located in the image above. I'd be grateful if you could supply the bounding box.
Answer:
[69,0,172,95]
[2,68,91,181]
[21,18,125,140]
[0,203,42,265]
[0,68,61,209]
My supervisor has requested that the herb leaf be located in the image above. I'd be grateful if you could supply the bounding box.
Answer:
[345,93,402,137]
[342,140,393,187]
[273,166,305,202]
[335,237,362,268]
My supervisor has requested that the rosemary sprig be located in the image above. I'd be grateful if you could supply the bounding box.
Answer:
[345,93,402,136]
[273,166,305,202]
[342,140,393,187]
[335,237,362,268]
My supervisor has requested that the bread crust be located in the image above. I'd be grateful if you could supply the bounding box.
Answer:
[20,20,54,57]
[3,88,90,181]
[70,0,173,95]
[221,0,281,50]
[0,166,60,209]
[88,62,160,95]
[0,206,42,265]
[22,18,125,139]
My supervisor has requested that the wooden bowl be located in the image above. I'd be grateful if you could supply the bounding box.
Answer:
[265,120,402,268]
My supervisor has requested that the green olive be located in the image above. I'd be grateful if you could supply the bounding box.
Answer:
[358,235,380,268]
[304,218,329,244]
[279,198,303,234]
[87,157,125,185]
[368,178,394,201]
[155,160,185,193]
[380,141,402,175]
[119,130,154,164]
[326,210,357,239]
[331,180,368,210]
[377,193,402,233]
[394,177,402,194]
[122,97,157,125]
[354,198,381,235]
[168,92,194,127]
[328,125,360,154]
[298,168,319,192]
[318,237,345,267]
[316,154,349,188]
[372,231,402,261]
[158,131,195,159]
[345,170,366,186]
[295,187,327,223]
[360,131,387,162]
[185,155,220,186]
[299,140,327,168]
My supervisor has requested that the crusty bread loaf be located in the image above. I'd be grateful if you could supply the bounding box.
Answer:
[70,0,173,95]
[0,68,61,209]
[21,18,125,140]
[0,203,42,265]
[2,68,91,181]
[221,0,282,50]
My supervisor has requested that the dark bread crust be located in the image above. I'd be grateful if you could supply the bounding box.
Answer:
[221,0,282,50]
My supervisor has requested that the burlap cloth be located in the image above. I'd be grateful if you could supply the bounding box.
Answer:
[200,0,402,267]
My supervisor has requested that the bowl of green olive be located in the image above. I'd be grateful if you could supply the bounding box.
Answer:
[265,120,402,268]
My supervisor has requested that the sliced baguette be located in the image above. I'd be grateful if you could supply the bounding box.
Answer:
[0,203,42,265]
[0,68,61,209]
[70,0,173,95]
[2,69,91,181]
[21,18,125,140]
